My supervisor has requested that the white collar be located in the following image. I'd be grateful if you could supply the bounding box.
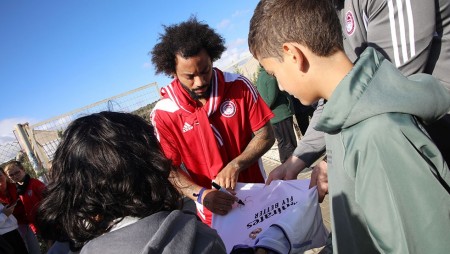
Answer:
[109,216,140,232]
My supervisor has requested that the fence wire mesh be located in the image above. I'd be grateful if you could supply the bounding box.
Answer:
[0,141,22,164]
[2,83,160,169]
[0,55,259,169]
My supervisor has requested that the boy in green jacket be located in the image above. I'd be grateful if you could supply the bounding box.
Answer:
[249,0,450,253]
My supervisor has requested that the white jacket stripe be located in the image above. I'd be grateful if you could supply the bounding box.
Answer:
[396,0,409,63]
[388,0,416,67]
[388,0,401,67]
[405,0,415,58]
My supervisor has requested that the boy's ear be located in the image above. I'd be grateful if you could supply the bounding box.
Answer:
[282,43,307,72]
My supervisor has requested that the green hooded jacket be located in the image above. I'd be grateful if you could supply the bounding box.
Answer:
[316,47,450,254]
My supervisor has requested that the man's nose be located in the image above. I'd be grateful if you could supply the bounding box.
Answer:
[193,76,206,87]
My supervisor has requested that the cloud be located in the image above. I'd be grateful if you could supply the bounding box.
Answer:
[217,19,231,30]
[142,62,152,69]
[231,9,251,18]
[0,117,36,144]
[228,38,246,49]
[0,135,16,144]
[216,8,251,31]
[0,118,34,163]
[215,38,251,69]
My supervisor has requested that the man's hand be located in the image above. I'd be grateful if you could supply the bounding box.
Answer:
[202,189,236,215]
[309,160,328,203]
[214,162,240,190]
[215,122,275,190]
[266,156,307,185]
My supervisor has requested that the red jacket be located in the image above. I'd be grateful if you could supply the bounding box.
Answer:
[152,69,274,225]
[20,178,45,233]
[0,182,27,224]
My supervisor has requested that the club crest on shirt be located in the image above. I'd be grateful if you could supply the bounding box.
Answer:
[220,100,236,118]
[345,11,355,36]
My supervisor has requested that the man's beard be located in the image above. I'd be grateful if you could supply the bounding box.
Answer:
[181,83,211,100]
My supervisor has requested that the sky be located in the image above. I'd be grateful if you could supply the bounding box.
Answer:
[0,0,259,143]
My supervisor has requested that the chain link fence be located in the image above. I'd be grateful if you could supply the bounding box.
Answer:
[0,83,160,173]
[28,83,160,170]
[0,55,260,173]
[0,141,22,165]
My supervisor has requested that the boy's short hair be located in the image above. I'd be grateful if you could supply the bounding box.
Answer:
[248,0,343,61]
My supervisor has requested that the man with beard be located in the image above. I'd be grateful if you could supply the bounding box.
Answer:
[150,17,275,226]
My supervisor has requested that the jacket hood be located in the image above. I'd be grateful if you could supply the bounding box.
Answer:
[80,210,224,254]
[137,210,201,253]
[316,47,450,133]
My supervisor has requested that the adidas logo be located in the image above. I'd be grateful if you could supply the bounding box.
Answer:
[182,122,193,133]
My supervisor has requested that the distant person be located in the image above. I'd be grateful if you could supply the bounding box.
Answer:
[4,161,44,254]
[249,0,450,253]
[37,111,226,253]
[150,17,275,226]
[1,167,29,254]
[255,65,296,163]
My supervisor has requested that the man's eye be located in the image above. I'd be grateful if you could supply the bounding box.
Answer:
[201,68,210,75]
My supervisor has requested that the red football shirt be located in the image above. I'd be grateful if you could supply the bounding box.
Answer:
[152,69,274,225]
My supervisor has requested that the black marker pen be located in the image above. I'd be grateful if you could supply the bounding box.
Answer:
[212,182,245,206]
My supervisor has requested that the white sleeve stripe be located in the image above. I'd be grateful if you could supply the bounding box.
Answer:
[388,0,416,66]
[208,70,219,116]
[388,0,401,67]
[405,0,416,58]
[363,11,368,31]
[166,84,191,113]
[165,86,178,107]
[150,111,161,141]
[396,0,409,63]
[211,124,224,147]
[239,76,258,102]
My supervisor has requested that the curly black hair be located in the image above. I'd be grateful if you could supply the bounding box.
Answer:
[150,16,226,76]
[37,111,182,248]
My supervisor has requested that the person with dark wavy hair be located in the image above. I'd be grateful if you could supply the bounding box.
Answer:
[37,111,226,253]
[149,16,275,226]
[151,16,226,79]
